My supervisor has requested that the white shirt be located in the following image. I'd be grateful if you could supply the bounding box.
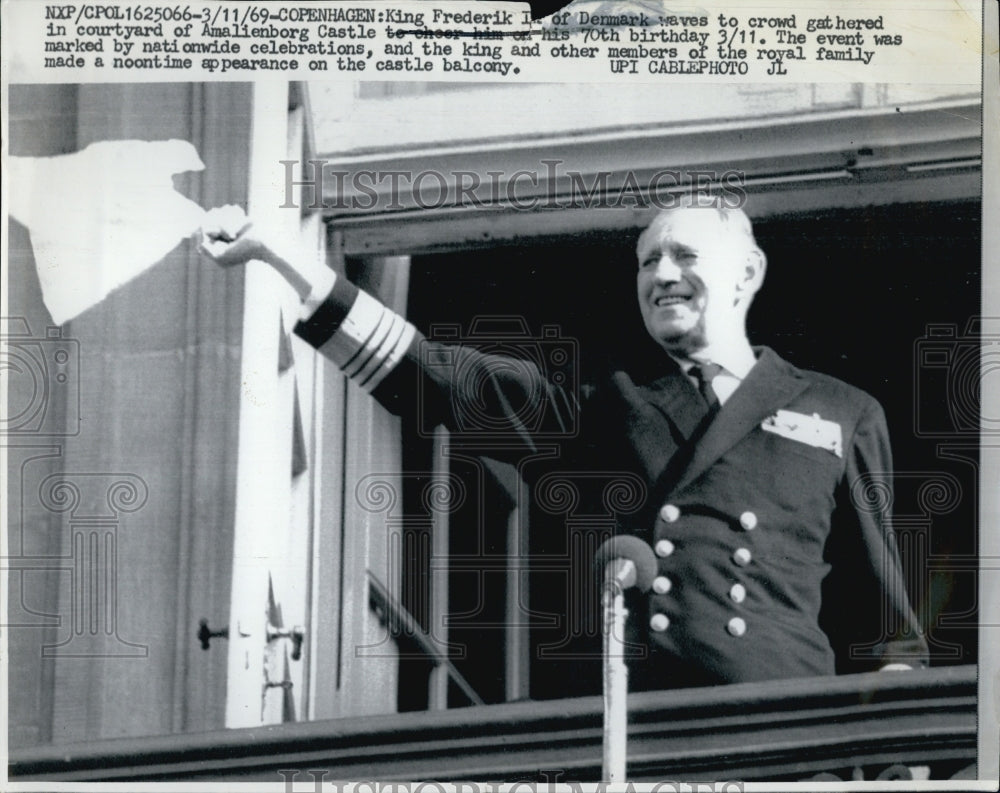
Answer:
[670,340,757,407]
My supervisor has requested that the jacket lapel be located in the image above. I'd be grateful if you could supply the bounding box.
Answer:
[640,368,710,443]
[668,347,809,493]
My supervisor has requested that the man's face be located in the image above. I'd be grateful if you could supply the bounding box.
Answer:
[636,209,758,355]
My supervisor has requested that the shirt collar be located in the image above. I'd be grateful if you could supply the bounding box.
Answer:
[669,338,757,380]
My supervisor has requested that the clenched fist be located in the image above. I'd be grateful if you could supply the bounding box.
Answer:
[199,205,270,267]
[198,205,335,302]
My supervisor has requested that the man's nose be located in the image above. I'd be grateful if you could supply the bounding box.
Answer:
[651,256,683,283]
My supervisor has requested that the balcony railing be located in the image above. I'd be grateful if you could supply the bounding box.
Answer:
[9,664,977,782]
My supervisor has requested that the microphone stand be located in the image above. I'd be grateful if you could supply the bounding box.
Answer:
[602,559,635,783]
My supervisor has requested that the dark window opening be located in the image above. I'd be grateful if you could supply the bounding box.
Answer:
[398,200,980,706]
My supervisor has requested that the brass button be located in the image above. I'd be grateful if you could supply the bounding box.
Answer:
[660,504,680,523]
[733,547,752,566]
[652,576,672,595]
[650,613,670,632]
[727,616,747,637]
[729,583,747,604]
[655,539,675,558]
[739,511,758,530]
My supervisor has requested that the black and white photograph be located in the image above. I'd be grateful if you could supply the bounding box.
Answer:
[2,0,997,787]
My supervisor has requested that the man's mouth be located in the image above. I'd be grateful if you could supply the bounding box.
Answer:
[654,294,692,307]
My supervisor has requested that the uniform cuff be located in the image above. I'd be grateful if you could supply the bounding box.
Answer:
[294,279,417,394]
[293,276,360,348]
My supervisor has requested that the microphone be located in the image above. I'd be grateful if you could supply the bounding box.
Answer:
[594,535,658,593]
[594,535,657,782]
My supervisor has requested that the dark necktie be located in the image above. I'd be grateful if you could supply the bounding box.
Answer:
[691,362,723,412]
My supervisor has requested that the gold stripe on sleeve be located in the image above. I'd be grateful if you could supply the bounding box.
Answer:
[315,289,415,390]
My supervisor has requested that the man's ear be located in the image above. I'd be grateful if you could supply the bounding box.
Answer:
[738,248,766,296]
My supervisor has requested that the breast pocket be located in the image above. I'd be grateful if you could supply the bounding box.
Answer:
[752,429,844,514]
[724,432,841,567]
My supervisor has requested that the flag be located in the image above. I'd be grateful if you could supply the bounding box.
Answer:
[8,139,208,324]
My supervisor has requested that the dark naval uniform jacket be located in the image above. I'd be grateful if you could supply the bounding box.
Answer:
[295,276,929,687]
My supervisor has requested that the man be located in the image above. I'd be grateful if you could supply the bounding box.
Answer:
[201,203,928,688]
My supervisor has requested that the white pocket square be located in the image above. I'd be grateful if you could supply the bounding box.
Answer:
[761,409,843,458]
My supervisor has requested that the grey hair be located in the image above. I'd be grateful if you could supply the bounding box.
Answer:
[647,194,760,251]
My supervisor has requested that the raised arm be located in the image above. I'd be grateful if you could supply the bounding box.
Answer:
[199,204,336,303]
[199,207,579,451]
